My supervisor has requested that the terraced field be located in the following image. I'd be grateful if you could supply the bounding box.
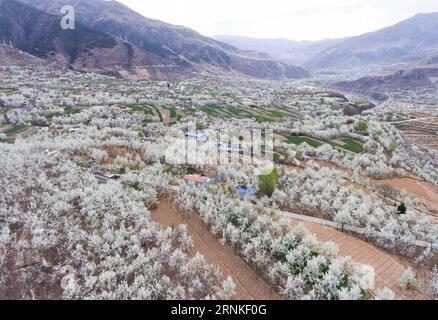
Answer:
[129,104,301,125]
[286,135,364,154]
[131,104,183,124]
[64,106,81,115]
[200,105,300,123]
[3,125,28,136]
[390,112,438,151]
[287,135,323,148]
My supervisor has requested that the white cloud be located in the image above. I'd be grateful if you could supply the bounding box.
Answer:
[117,0,438,40]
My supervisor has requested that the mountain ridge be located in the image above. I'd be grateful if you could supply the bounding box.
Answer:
[305,11,438,70]
[0,0,187,80]
[13,0,310,80]
[212,35,346,66]
[333,52,438,101]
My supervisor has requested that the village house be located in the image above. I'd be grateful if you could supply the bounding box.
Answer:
[183,175,213,187]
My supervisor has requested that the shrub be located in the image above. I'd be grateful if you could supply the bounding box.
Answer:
[397,203,407,215]
[259,167,279,197]
[398,267,417,290]
[354,119,369,133]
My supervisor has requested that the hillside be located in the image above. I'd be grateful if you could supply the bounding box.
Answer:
[0,44,42,66]
[16,0,310,80]
[0,0,183,80]
[306,12,438,70]
[333,53,438,100]
[213,35,345,66]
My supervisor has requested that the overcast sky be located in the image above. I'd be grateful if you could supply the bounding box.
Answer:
[117,0,438,41]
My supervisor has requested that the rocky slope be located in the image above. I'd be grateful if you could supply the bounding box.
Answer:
[0,44,42,66]
[306,12,438,70]
[333,54,438,101]
[213,35,345,66]
[0,0,184,80]
[15,0,310,80]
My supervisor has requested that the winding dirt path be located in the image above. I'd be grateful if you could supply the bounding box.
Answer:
[150,200,279,300]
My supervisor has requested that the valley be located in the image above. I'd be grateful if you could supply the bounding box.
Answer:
[0,0,437,303]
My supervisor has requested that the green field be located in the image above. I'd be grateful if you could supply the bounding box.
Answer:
[201,105,227,117]
[168,108,177,118]
[228,106,250,116]
[286,135,364,153]
[132,104,185,124]
[130,104,154,116]
[394,123,410,130]
[64,107,81,115]
[131,103,299,125]
[200,105,298,123]
[332,138,364,153]
[4,125,27,136]
[268,110,290,118]
[287,136,323,148]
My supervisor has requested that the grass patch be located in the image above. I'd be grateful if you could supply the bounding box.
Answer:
[4,125,27,136]
[168,108,177,118]
[253,115,271,123]
[326,139,364,154]
[287,135,364,153]
[228,107,249,116]
[337,138,364,153]
[64,107,81,116]
[130,104,154,116]
[394,124,410,130]
[355,99,368,106]
[287,136,323,148]
[202,106,223,117]
[200,105,299,123]
[268,110,290,118]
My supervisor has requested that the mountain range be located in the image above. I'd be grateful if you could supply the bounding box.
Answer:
[305,12,438,70]
[215,12,438,98]
[217,12,438,72]
[4,0,438,89]
[212,35,346,66]
[0,0,310,80]
[333,53,438,101]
